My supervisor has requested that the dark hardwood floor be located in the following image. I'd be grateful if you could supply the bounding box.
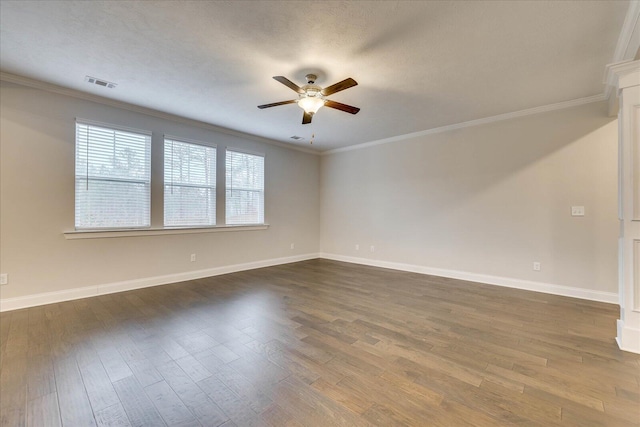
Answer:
[1,259,639,426]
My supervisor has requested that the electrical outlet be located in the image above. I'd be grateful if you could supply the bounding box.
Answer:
[355,244,359,251]
[533,262,541,271]
[190,254,196,262]
[571,206,585,216]
[370,246,375,253]
[0,274,7,285]
[290,243,295,250]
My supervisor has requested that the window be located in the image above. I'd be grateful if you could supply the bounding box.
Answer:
[164,138,216,227]
[226,149,264,225]
[75,122,151,229]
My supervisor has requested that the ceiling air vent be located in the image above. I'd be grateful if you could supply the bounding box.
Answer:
[290,136,304,140]
[85,76,117,89]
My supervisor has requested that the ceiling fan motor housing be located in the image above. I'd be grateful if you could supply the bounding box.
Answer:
[300,84,323,98]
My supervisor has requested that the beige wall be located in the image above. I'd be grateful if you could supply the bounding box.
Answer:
[320,101,618,293]
[0,81,619,305]
[0,81,320,299]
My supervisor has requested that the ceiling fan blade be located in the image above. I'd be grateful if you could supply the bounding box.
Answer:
[273,76,305,94]
[302,112,313,124]
[324,100,360,114]
[257,100,297,109]
[321,78,358,96]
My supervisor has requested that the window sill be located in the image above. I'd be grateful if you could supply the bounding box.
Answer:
[64,224,269,240]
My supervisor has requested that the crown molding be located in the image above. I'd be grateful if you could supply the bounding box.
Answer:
[0,72,319,156]
[604,60,640,116]
[0,71,611,157]
[322,93,606,156]
[605,1,640,99]
[604,59,640,91]
[612,1,640,63]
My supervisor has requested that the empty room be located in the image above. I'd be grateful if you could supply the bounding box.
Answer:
[1,1,639,426]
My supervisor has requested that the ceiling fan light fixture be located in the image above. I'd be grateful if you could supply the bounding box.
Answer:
[297,95,325,114]
[258,74,359,125]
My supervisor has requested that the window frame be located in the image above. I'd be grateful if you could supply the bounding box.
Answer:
[74,119,152,231]
[163,135,217,228]
[69,121,271,238]
[225,147,266,226]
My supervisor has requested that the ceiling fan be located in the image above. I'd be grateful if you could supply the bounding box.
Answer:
[258,74,360,124]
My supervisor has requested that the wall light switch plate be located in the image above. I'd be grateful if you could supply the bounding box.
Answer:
[0,274,7,285]
[571,206,585,216]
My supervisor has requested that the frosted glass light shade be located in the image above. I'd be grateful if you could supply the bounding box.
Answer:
[298,96,325,114]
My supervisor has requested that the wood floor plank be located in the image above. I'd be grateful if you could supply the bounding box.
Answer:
[215,363,274,414]
[311,377,372,414]
[174,354,213,383]
[94,402,132,427]
[336,372,446,425]
[226,349,290,387]
[78,360,120,413]
[524,385,636,427]
[361,403,413,427]
[144,380,200,427]
[126,358,164,388]
[436,399,514,427]
[601,397,640,425]
[113,375,166,427]
[560,405,637,427]
[26,354,56,402]
[53,356,97,427]
[478,378,562,425]
[0,312,12,357]
[155,360,228,426]
[486,362,606,411]
[205,344,240,364]
[26,392,61,427]
[197,375,264,426]
[259,403,302,427]
[173,330,220,354]
[95,346,133,383]
[270,376,371,427]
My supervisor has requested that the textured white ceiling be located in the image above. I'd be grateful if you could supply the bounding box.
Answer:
[0,1,630,151]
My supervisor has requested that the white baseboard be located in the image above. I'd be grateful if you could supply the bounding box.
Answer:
[0,252,620,312]
[319,253,619,305]
[617,319,640,354]
[0,253,318,312]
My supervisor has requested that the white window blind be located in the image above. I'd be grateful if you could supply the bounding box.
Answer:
[75,122,151,229]
[226,149,264,225]
[164,138,216,227]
